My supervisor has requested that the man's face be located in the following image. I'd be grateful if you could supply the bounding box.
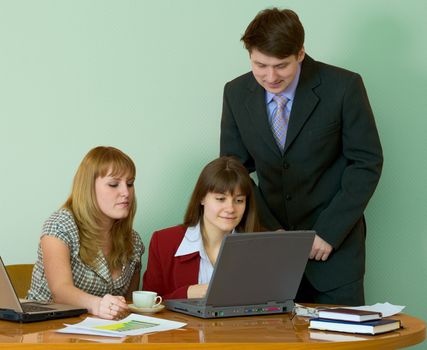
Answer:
[250,47,305,94]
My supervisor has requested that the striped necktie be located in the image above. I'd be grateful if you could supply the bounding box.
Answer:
[271,94,289,151]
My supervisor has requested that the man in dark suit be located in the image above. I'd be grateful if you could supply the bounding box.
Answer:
[220,8,383,305]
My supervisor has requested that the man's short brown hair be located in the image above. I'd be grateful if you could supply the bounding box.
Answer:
[241,8,305,58]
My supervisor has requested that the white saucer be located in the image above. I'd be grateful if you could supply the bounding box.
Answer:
[129,304,165,314]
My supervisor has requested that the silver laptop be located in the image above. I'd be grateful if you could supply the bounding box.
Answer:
[165,230,315,318]
[0,256,87,322]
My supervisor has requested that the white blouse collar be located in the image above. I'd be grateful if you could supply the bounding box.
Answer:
[174,223,203,257]
[174,222,237,257]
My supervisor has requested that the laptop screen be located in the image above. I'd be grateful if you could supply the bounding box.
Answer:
[204,231,314,307]
[0,256,25,312]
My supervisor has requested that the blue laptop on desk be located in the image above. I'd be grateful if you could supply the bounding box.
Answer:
[165,230,315,318]
[0,256,87,323]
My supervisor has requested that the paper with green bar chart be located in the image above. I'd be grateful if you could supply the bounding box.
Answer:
[57,314,186,337]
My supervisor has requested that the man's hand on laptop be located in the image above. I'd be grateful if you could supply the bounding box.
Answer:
[309,234,333,261]
[187,284,208,298]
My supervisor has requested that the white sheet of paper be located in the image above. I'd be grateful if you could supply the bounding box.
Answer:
[294,302,405,318]
[347,302,406,317]
[56,313,186,338]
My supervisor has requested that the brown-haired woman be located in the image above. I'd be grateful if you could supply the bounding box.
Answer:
[28,146,144,319]
[142,156,260,300]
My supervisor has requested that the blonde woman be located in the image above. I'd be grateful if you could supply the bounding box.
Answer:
[28,146,144,319]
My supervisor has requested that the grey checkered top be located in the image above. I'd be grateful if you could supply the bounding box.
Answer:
[27,209,144,301]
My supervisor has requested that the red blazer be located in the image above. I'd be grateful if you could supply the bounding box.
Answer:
[142,225,200,299]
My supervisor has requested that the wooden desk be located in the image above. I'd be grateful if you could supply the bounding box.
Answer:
[0,310,425,350]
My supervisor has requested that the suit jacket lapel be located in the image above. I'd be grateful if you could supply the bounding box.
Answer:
[245,77,282,157]
[284,55,321,153]
[174,252,199,286]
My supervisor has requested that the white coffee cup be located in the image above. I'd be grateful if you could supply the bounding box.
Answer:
[132,291,162,308]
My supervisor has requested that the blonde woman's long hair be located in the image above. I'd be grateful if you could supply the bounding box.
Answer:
[63,146,136,270]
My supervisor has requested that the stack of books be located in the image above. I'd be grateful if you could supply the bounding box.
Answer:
[308,308,401,335]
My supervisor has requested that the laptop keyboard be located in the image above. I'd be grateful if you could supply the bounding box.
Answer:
[185,299,205,306]
[22,303,55,312]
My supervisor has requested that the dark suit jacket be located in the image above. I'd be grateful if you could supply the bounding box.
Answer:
[220,55,383,291]
[142,225,199,299]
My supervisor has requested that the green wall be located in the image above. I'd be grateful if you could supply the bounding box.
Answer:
[1,0,426,346]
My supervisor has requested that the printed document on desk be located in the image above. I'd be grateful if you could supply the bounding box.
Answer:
[349,302,405,318]
[294,302,405,318]
[57,313,186,337]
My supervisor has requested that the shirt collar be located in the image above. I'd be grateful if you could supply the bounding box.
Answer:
[174,222,237,257]
[265,62,302,104]
[175,223,203,257]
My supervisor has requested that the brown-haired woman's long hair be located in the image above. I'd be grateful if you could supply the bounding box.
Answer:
[183,156,260,232]
[63,146,136,270]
